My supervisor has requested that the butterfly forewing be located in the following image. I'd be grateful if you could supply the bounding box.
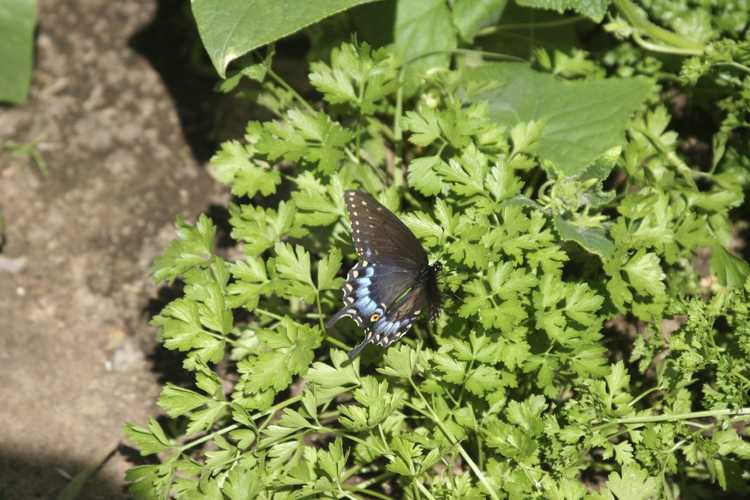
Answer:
[345,190,427,268]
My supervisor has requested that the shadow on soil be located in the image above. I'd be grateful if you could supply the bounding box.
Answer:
[128,0,219,163]
[0,447,147,500]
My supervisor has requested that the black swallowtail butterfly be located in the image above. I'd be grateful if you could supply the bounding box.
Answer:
[326,190,441,359]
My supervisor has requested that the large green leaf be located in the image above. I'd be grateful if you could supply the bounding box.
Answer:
[191,0,381,77]
[516,0,610,22]
[464,62,651,176]
[452,0,508,43]
[0,0,36,104]
[394,0,457,78]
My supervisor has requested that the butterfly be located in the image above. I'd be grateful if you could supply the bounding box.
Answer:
[326,190,442,359]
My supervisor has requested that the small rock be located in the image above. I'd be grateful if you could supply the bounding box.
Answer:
[109,339,145,372]
[0,256,27,273]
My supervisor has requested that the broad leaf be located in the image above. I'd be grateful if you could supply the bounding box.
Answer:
[0,0,36,103]
[464,63,651,176]
[191,0,380,76]
[516,0,610,22]
[554,216,614,258]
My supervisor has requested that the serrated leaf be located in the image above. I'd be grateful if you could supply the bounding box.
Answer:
[624,250,665,298]
[407,156,445,196]
[152,215,215,284]
[605,464,659,500]
[710,245,750,288]
[209,140,281,197]
[317,248,343,291]
[124,419,172,456]
[516,0,610,22]
[158,385,211,417]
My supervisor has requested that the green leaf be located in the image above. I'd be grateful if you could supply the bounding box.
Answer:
[227,256,271,310]
[158,385,211,417]
[407,156,445,196]
[317,248,343,291]
[710,245,750,289]
[310,42,399,114]
[186,401,229,435]
[275,242,316,302]
[516,0,610,22]
[209,140,281,197]
[256,109,353,173]
[623,250,665,298]
[464,63,651,176]
[239,320,322,393]
[605,464,659,500]
[191,0,379,77]
[152,215,215,284]
[224,466,263,500]
[123,419,172,456]
[554,215,615,258]
[452,0,508,43]
[393,0,457,81]
[230,201,297,257]
[0,0,36,104]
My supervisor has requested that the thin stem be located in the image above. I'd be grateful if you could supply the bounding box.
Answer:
[255,308,284,321]
[416,479,437,500]
[597,407,750,426]
[629,385,664,407]
[409,379,499,500]
[354,487,392,500]
[267,68,315,112]
[713,61,750,76]
[315,291,326,332]
[634,125,702,189]
[349,471,394,492]
[179,424,239,452]
[476,15,587,37]
[613,0,703,55]
[631,32,704,56]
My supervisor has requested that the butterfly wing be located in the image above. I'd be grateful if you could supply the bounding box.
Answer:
[327,190,440,359]
[345,190,428,269]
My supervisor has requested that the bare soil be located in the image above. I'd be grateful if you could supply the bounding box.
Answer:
[0,1,228,498]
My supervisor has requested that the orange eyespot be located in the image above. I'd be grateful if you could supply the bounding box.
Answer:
[370,313,381,322]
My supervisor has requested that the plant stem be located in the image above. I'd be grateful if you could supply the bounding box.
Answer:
[267,68,315,112]
[476,15,587,37]
[409,379,499,500]
[599,407,750,426]
[255,308,284,321]
[714,61,750,76]
[613,0,703,55]
[179,424,239,452]
[416,479,437,500]
[634,125,703,189]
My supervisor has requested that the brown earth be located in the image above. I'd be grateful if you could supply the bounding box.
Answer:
[0,1,230,498]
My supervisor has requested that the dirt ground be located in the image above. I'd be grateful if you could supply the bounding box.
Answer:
[0,1,230,498]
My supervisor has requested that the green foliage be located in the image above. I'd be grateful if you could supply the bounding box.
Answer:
[0,0,36,104]
[127,1,750,497]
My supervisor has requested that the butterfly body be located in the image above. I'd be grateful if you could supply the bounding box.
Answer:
[326,190,441,358]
